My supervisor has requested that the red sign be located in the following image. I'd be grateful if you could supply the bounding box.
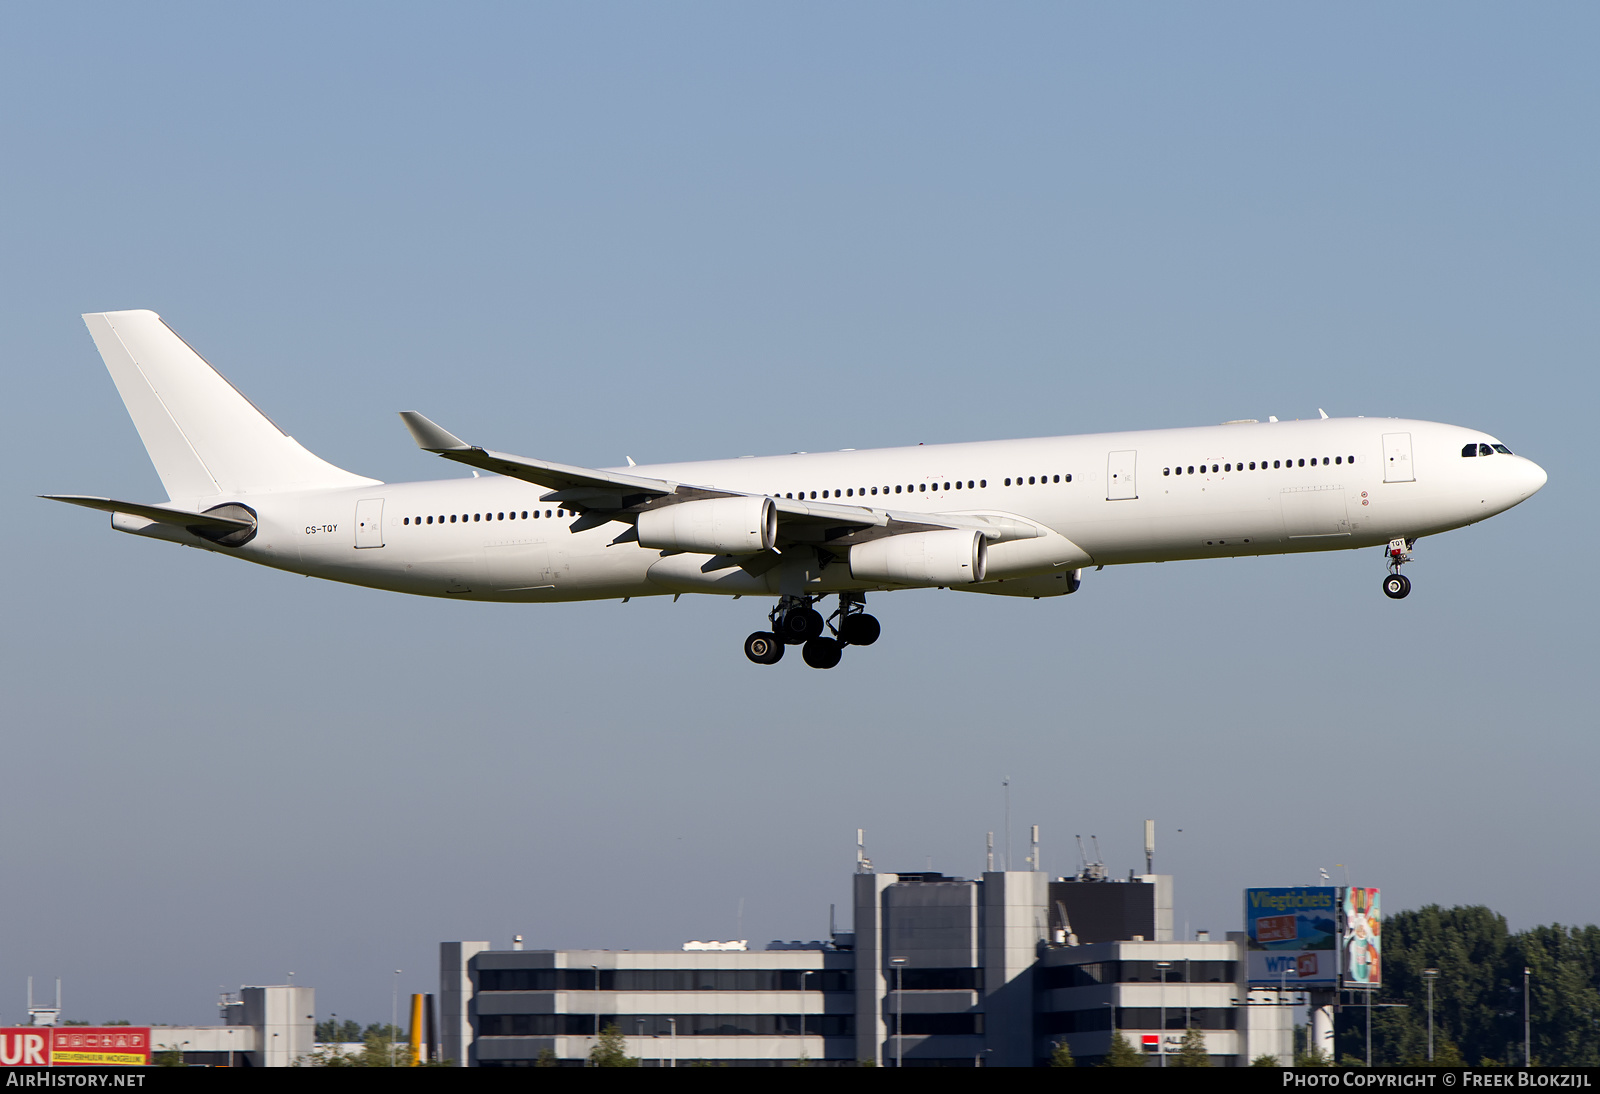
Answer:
[1256,913,1298,944]
[0,1028,151,1066]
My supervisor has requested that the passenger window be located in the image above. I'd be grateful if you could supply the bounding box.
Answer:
[1164,468,1171,476]
[943,482,950,491]
[919,483,926,492]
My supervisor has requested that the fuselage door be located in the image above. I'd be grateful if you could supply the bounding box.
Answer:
[355,498,385,548]
[1381,433,1415,483]
[1106,451,1137,500]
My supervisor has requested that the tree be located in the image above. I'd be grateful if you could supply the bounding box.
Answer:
[315,1019,362,1043]
[1049,1039,1075,1067]
[297,1026,413,1067]
[1333,906,1600,1067]
[1172,1026,1210,1066]
[1100,1031,1146,1067]
[535,1048,559,1067]
[1251,1054,1282,1066]
[588,1023,639,1067]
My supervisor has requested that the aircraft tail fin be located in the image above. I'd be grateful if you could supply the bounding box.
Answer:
[82,310,380,500]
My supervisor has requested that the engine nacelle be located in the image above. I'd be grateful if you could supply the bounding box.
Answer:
[637,496,777,555]
[849,530,987,587]
[981,530,1092,580]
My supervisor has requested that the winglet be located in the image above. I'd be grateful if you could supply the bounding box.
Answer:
[399,412,471,452]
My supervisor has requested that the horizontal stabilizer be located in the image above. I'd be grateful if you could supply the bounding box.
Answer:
[41,494,254,531]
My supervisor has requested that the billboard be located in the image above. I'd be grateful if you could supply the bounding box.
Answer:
[1244,887,1340,987]
[0,1027,151,1066]
[1343,887,1382,988]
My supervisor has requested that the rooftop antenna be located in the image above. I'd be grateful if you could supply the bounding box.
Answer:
[856,829,871,874]
[27,977,62,1027]
[1028,825,1040,872]
[1003,777,1011,871]
[986,832,994,873]
[1075,835,1108,882]
[1054,900,1079,946]
[1144,819,1155,875]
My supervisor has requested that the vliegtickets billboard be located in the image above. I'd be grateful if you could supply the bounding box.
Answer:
[1343,887,1382,987]
[1245,887,1340,987]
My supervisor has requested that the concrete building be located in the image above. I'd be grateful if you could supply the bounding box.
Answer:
[445,865,1295,1067]
[146,985,313,1066]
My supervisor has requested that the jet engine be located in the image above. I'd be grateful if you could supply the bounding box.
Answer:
[636,496,777,555]
[849,529,987,586]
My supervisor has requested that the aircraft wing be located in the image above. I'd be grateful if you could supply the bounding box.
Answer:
[400,412,686,502]
[399,412,1047,545]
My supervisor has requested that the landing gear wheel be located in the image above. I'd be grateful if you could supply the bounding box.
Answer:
[839,613,880,646]
[744,631,784,664]
[802,637,843,669]
[778,607,825,644]
[1383,574,1411,600]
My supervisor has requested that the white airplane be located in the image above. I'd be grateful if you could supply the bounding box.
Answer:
[48,310,1547,669]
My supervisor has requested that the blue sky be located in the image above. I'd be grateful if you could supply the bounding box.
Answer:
[2,3,1594,1026]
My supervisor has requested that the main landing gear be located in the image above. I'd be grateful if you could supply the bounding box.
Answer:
[744,593,880,669]
[1382,537,1416,600]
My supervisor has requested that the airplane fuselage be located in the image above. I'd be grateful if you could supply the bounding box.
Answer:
[121,415,1544,603]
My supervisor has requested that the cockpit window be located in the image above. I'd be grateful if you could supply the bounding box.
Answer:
[1492,444,1513,454]
[1462,444,1480,457]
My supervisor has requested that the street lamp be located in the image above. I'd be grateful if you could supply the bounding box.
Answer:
[889,957,908,1068]
[1422,969,1439,1063]
[1523,967,1531,1067]
[390,970,402,1067]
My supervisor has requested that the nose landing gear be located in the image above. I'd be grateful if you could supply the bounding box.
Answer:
[1382,538,1415,600]
[743,593,881,668]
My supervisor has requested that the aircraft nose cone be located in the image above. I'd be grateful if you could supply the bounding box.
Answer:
[1520,458,1548,498]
